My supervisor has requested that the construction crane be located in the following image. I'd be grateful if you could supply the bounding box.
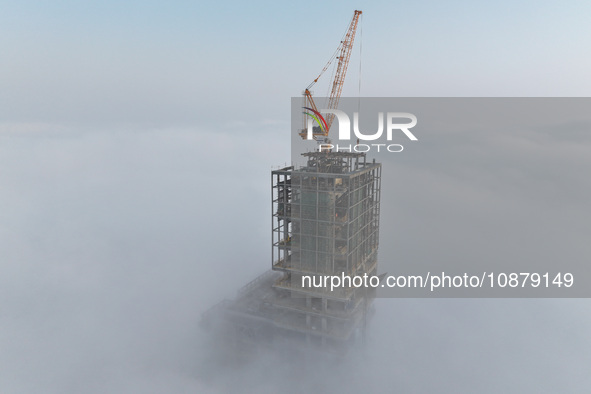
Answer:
[300,10,362,140]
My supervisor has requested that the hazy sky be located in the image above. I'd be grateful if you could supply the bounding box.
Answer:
[1,1,590,393]
[2,0,591,127]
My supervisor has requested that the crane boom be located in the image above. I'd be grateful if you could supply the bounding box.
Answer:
[301,10,362,140]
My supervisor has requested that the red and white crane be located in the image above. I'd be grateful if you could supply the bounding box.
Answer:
[300,10,362,140]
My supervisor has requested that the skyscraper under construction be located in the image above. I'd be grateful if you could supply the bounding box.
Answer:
[200,10,380,355]
[202,151,381,354]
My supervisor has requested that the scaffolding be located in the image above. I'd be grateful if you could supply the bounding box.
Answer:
[270,152,382,349]
[202,152,382,354]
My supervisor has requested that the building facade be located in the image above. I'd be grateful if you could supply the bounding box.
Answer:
[202,151,382,355]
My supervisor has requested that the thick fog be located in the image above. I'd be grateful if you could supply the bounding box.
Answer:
[2,0,591,392]
[1,125,590,393]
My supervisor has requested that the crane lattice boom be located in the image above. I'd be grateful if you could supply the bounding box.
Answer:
[301,10,362,140]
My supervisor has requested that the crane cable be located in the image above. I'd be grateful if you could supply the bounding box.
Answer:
[306,14,356,92]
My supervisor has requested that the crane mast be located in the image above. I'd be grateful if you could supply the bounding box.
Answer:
[301,10,362,140]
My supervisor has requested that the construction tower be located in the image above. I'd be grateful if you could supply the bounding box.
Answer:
[271,151,382,349]
[201,151,382,355]
[201,10,381,356]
